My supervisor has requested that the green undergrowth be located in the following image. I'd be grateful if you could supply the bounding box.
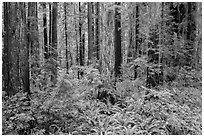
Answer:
[2,66,202,135]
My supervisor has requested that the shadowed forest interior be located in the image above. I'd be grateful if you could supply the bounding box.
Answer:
[2,2,202,135]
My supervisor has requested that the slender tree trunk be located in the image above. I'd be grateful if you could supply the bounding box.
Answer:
[88,2,93,63]
[161,2,164,85]
[100,3,104,73]
[114,2,122,78]
[74,3,80,79]
[64,3,69,73]
[51,2,58,84]
[49,3,52,55]
[158,2,164,85]
[127,4,134,64]
[79,2,84,77]
[134,4,139,79]
[95,2,100,61]
[43,3,49,59]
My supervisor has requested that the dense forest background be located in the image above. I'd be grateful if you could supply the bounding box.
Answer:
[2,2,202,135]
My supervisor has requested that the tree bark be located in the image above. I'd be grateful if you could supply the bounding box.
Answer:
[49,3,52,54]
[114,2,122,78]
[3,2,12,95]
[187,2,196,68]
[64,3,69,73]
[3,2,30,95]
[95,2,100,61]
[28,2,39,90]
[134,4,139,79]
[127,4,133,63]
[51,2,58,84]
[79,2,85,77]
[88,2,94,63]
[21,2,30,95]
[160,2,164,85]
[43,3,49,59]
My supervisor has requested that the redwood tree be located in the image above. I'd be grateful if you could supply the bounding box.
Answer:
[42,3,49,59]
[95,2,100,61]
[114,2,122,78]
[79,2,85,77]
[3,3,18,95]
[28,2,39,93]
[50,2,58,84]
[88,2,94,63]
[134,4,140,79]
[64,2,69,73]
[3,2,30,95]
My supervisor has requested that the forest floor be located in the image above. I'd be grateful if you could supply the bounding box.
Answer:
[2,66,202,135]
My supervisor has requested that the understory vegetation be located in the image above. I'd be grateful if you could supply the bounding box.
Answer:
[2,65,202,135]
[2,2,202,135]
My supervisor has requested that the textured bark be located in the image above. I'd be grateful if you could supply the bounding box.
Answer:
[74,3,80,79]
[64,3,69,73]
[195,3,202,69]
[79,2,83,66]
[4,3,20,95]
[134,4,139,79]
[28,2,38,91]
[160,2,164,85]
[49,3,52,52]
[3,2,12,95]
[51,2,58,84]
[95,2,100,61]
[88,2,93,63]
[79,2,85,77]
[187,2,196,67]
[12,3,20,94]
[74,3,78,65]
[43,3,49,59]
[3,2,29,95]
[127,4,133,63]
[114,2,122,78]
[21,2,30,95]
[52,2,58,54]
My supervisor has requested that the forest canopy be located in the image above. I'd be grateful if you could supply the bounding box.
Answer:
[2,2,202,135]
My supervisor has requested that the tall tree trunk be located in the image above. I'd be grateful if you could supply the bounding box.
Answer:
[134,4,139,79]
[160,2,164,85]
[187,2,196,68]
[74,3,80,79]
[127,4,134,64]
[114,2,122,78]
[195,3,202,70]
[79,2,84,77]
[28,2,39,93]
[3,2,30,95]
[88,2,93,63]
[20,2,29,95]
[49,3,52,55]
[3,2,12,95]
[64,3,69,73]
[51,2,58,84]
[3,3,20,95]
[43,3,49,59]
[100,3,105,73]
[95,2,100,61]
